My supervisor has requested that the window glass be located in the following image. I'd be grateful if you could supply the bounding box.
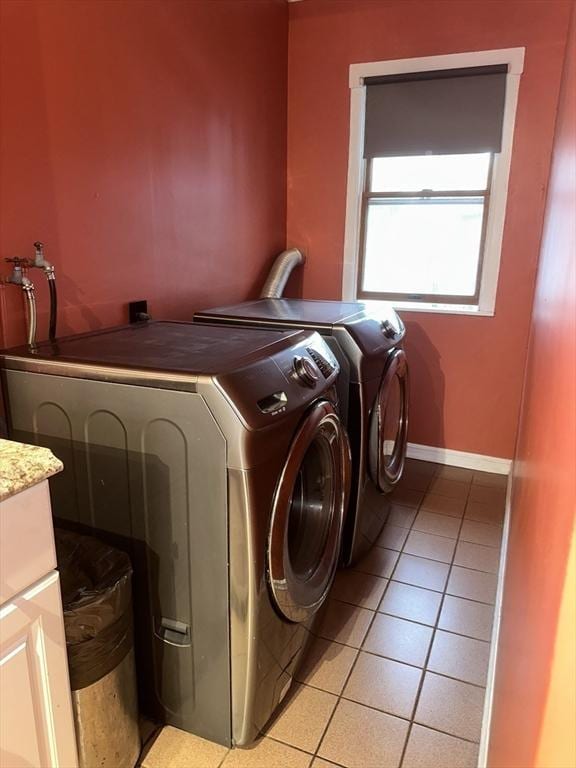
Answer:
[370,153,491,193]
[362,197,484,297]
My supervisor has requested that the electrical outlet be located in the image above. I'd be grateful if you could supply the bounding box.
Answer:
[128,300,149,324]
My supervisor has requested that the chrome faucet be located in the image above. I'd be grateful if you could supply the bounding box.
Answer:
[3,242,58,345]
[2,257,37,348]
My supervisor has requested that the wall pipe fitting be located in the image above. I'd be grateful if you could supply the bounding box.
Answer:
[260,248,305,299]
[2,258,38,349]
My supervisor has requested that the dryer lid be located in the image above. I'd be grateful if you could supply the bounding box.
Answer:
[196,299,406,382]
[196,299,368,329]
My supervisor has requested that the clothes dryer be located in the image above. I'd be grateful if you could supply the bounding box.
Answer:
[195,299,408,566]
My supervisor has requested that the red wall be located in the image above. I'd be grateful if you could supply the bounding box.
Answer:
[287,0,572,458]
[488,7,576,766]
[0,0,287,348]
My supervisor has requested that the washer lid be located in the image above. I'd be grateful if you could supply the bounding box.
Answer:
[1,322,343,433]
[0,321,307,377]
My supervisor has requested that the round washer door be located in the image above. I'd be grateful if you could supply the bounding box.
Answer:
[369,348,409,493]
[268,400,351,623]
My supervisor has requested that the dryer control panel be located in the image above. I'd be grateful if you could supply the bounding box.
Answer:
[306,346,337,379]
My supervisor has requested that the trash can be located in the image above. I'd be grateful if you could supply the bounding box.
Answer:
[55,529,141,768]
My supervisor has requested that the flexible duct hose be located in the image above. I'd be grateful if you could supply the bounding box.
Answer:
[260,248,305,299]
[22,280,37,349]
[47,270,57,341]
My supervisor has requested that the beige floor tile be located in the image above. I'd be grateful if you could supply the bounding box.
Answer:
[296,637,358,694]
[141,726,228,768]
[427,477,470,500]
[460,519,502,548]
[388,504,418,529]
[454,541,500,574]
[439,595,494,641]
[403,530,456,563]
[343,651,422,718]
[266,683,337,753]
[330,570,387,610]
[472,471,508,488]
[394,553,450,591]
[315,600,373,648]
[412,510,461,539]
[415,672,485,741]
[221,738,311,768]
[311,759,341,768]
[402,724,479,768]
[379,581,442,626]
[397,468,432,492]
[353,546,399,579]
[468,483,507,508]
[428,630,490,686]
[404,459,438,477]
[465,500,505,525]
[318,699,408,768]
[363,613,433,666]
[377,523,410,551]
[433,465,474,483]
[390,486,424,508]
[447,566,498,604]
[420,493,466,518]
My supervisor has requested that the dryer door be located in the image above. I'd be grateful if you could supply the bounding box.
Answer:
[369,348,409,493]
[268,400,351,623]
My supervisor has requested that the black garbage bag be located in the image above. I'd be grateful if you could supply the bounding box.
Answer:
[55,528,134,691]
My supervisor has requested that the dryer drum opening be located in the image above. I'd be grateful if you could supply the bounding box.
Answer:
[369,349,409,493]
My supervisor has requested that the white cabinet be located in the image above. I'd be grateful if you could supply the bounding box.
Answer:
[0,481,78,768]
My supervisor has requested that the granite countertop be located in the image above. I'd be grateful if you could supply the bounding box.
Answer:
[0,439,63,502]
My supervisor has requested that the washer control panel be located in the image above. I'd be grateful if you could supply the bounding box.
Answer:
[214,330,340,429]
[293,355,320,387]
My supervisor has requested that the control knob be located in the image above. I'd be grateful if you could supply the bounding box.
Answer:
[381,320,397,339]
[293,355,319,387]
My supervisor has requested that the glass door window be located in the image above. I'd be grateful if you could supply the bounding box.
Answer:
[268,401,351,623]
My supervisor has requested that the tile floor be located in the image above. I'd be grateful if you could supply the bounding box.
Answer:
[140,459,507,768]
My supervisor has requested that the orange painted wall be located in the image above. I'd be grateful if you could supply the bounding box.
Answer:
[0,0,287,348]
[535,530,576,768]
[287,0,572,458]
[488,7,576,766]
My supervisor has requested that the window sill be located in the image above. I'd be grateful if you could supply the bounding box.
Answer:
[363,299,495,317]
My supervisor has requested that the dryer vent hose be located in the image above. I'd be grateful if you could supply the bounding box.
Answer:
[260,248,305,299]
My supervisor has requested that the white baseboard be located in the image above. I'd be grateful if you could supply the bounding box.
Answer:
[407,443,512,475]
[478,472,513,766]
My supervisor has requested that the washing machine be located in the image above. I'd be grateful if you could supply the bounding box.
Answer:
[195,299,408,566]
[0,321,351,746]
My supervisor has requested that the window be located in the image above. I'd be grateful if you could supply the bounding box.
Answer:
[360,152,493,304]
[343,49,525,315]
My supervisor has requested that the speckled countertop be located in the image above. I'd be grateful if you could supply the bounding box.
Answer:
[0,439,63,502]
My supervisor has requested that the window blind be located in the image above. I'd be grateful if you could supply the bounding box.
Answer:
[363,64,508,158]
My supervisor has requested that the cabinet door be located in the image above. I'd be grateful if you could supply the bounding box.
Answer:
[0,572,78,768]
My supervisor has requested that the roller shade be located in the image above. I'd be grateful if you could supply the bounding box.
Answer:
[364,65,507,158]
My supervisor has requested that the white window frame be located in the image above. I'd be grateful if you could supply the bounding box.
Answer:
[342,48,525,316]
